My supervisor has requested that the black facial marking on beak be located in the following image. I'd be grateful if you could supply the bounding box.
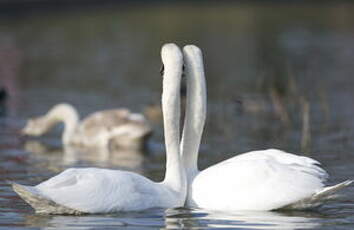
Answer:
[160,64,165,76]
[182,64,186,78]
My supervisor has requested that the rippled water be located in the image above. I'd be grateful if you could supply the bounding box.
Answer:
[1,2,354,229]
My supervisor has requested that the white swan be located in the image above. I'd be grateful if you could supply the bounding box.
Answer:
[22,103,152,150]
[181,44,352,211]
[12,43,186,214]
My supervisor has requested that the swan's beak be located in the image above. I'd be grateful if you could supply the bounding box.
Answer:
[160,64,185,77]
[160,64,164,76]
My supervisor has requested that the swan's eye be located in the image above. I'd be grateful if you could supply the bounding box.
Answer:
[160,64,164,76]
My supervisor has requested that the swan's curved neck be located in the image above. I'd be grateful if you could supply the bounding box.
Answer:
[161,47,185,195]
[46,104,80,144]
[181,46,207,182]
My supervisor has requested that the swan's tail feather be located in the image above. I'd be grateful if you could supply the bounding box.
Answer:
[11,182,83,215]
[281,180,353,210]
[313,180,352,200]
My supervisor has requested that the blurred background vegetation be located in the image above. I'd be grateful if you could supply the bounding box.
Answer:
[0,0,354,170]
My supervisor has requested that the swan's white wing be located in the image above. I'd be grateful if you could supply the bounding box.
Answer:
[14,168,166,213]
[190,149,345,211]
[219,148,328,181]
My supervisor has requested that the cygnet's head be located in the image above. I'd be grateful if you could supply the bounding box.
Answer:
[21,103,77,137]
[22,117,49,136]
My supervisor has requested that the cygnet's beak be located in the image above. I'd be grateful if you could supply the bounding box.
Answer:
[16,129,28,141]
[20,126,29,136]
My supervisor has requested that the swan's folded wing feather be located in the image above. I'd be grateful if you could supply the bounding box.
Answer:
[37,168,81,189]
[35,168,127,212]
[16,168,164,213]
[261,149,328,181]
[220,148,328,180]
[25,168,110,212]
[192,149,330,211]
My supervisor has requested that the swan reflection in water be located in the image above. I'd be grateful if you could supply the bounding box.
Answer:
[23,208,320,230]
[24,140,148,174]
[166,209,321,230]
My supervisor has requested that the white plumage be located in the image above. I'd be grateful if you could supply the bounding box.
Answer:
[181,44,352,211]
[12,43,186,214]
[19,168,177,213]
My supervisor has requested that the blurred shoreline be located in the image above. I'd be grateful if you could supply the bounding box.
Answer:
[1,0,353,14]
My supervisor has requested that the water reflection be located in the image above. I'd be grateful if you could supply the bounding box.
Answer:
[166,209,322,230]
[25,215,129,230]
[22,208,321,230]
[24,209,167,230]
[24,141,148,174]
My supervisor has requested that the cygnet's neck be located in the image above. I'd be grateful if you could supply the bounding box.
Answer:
[46,103,80,144]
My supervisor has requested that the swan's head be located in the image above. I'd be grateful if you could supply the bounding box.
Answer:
[161,43,183,76]
[183,45,203,64]
[182,44,204,85]
[21,117,50,136]
[182,45,203,81]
